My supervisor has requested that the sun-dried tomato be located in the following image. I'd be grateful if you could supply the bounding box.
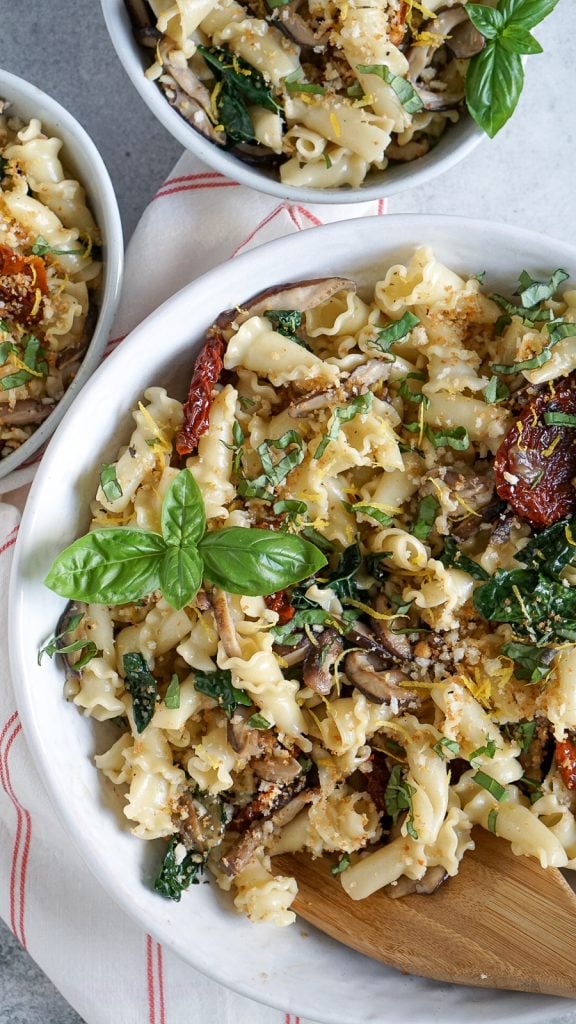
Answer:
[264,590,295,625]
[175,333,225,456]
[0,244,48,325]
[556,738,576,790]
[494,373,576,527]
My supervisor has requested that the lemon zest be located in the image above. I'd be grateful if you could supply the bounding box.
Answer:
[343,598,408,621]
[329,112,341,139]
[353,501,402,515]
[377,719,413,745]
[30,288,42,319]
[512,584,530,621]
[516,419,528,453]
[8,353,43,378]
[543,435,561,457]
[304,623,319,647]
[566,525,576,547]
[137,402,171,452]
[210,80,223,121]
[417,399,425,447]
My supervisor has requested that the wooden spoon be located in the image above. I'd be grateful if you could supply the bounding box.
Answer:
[274,829,576,996]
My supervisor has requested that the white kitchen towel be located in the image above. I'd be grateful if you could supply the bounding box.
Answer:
[0,152,386,1024]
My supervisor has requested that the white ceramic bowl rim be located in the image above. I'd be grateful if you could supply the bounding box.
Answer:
[10,215,576,1024]
[100,0,485,205]
[0,69,124,483]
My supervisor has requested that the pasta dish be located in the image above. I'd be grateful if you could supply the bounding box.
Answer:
[125,0,483,188]
[43,248,576,926]
[0,102,101,459]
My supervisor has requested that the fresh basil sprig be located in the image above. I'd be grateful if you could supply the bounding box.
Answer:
[45,469,327,610]
[465,0,560,137]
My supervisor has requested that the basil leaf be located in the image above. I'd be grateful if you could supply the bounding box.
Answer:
[100,463,123,502]
[273,498,307,521]
[439,537,490,580]
[501,641,554,682]
[162,468,206,548]
[498,0,560,31]
[465,40,523,138]
[466,3,504,37]
[123,652,158,732]
[159,546,203,610]
[22,334,48,375]
[30,234,84,257]
[518,775,543,804]
[370,312,420,353]
[518,268,569,307]
[490,292,556,323]
[154,837,206,901]
[411,495,439,542]
[164,674,181,709]
[483,375,510,404]
[300,526,336,553]
[348,503,393,528]
[547,321,576,346]
[37,614,98,669]
[520,518,576,577]
[199,527,327,595]
[240,430,305,498]
[193,668,251,718]
[433,737,460,759]
[472,770,507,801]
[271,607,337,644]
[499,24,542,52]
[1,370,33,390]
[0,341,17,366]
[44,528,166,605]
[356,65,423,114]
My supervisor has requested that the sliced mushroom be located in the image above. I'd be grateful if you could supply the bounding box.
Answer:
[288,389,338,418]
[303,628,343,694]
[125,0,161,46]
[273,635,313,666]
[345,620,398,659]
[0,399,54,426]
[385,865,448,898]
[215,277,356,331]
[275,0,330,48]
[372,594,413,661]
[223,785,317,875]
[194,588,211,612]
[444,19,485,59]
[55,600,88,675]
[160,81,226,146]
[210,587,242,658]
[415,84,465,111]
[344,650,420,707]
[175,791,226,852]
[234,142,278,165]
[227,704,269,758]
[344,359,392,395]
[386,140,430,163]
[488,510,516,544]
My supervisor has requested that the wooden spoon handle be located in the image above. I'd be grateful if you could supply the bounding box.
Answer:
[274,829,576,996]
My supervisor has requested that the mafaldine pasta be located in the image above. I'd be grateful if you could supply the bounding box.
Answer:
[43,247,576,926]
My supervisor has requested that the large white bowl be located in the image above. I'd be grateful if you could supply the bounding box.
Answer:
[10,216,576,1024]
[100,0,485,205]
[0,70,124,485]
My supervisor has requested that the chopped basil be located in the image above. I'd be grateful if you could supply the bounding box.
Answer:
[472,770,507,801]
[273,498,307,522]
[248,712,271,730]
[323,153,332,169]
[123,652,158,733]
[483,375,510,404]
[313,392,373,460]
[271,606,335,644]
[37,612,97,669]
[439,537,490,580]
[221,419,244,473]
[99,463,123,502]
[238,395,256,410]
[356,64,424,114]
[385,765,418,838]
[331,854,351,875]
[369,312,420,354]
[384,738,406,758]
[517,269,569,309]
[153,837,206,901]
[285,81,325,95]
[487,808,498,833]
[1,370,33,390]
[503,720,537,754]
[519,775,544,805]
[193,668,251,718]
[411,495,439,542]
[347,503,393,528]
[239,429,304,498]
[543,412,576,427]
[164,674,181,709]
[300,526,336,553]
[495,313,512,336]
[30,235,84,257]
[433,737,460,760]
[425,425,469,451]
[469,738,497,763]
[0,341,16,365]
[399,373,430,408]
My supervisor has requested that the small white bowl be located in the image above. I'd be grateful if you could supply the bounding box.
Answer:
[100,0,485,205]
[10,214,576,1024]
[0,69,123,486]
